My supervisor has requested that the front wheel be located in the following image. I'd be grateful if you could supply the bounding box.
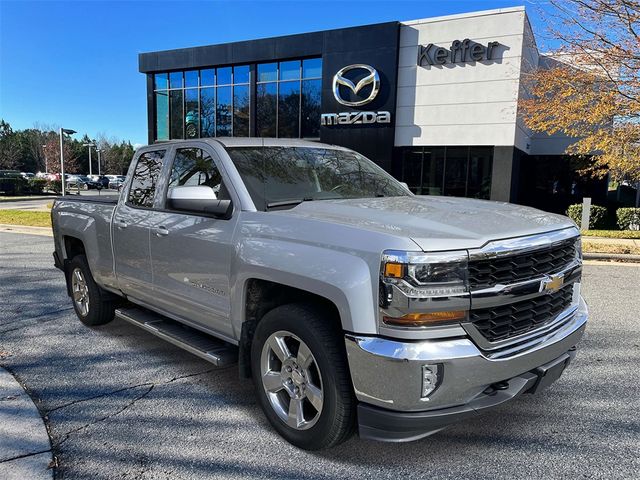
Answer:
[251,303,355,450]
[67,254,115,326]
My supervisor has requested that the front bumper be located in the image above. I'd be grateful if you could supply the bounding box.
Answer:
[345,297,588,441]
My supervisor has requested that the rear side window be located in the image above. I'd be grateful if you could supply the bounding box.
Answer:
[167,148,230,204]
[128,150,165,208]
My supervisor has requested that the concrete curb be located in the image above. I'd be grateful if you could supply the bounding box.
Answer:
[0,225,53,237]
[0,196,59,203]
[583,252,640,262]
[0,367,53,479]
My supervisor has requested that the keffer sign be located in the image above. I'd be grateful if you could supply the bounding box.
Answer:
[321,64,392,126]
[418,39,500,66]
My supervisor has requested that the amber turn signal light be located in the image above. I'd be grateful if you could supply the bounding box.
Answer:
[383,310,466,327]
[383,262,404,278]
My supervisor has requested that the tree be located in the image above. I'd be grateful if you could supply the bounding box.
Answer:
[0,120,22,169]
[519,0,640,203]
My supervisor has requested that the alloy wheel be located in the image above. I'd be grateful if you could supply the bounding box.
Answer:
[71,267,90,316]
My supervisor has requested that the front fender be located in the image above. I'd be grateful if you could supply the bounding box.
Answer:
[231,237,377,337]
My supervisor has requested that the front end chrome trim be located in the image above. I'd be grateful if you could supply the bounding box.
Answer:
[468,227,579,261]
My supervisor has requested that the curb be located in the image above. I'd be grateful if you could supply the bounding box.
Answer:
[583,252,640,262]
[0,196,59,203]
[0,367,53,479]
[0,225,53,237]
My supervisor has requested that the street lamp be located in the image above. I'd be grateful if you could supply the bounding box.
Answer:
[59,128,76,196]
[83,143,96,176]
[41,144,48,174]
[97,149,103,176]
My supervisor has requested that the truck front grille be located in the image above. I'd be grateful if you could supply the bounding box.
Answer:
[469,286,574,342]
[468,239,576,290]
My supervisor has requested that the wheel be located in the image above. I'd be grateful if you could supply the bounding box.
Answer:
[67,254,115,326]
[251,303,355,450]
[186,122,197,138]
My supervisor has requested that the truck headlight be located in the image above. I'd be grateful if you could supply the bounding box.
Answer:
[381,250,468,298]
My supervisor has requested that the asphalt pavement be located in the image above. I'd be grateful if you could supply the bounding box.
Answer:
[0,231,638,479]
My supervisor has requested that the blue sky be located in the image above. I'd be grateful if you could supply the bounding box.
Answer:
[0,0,551,146]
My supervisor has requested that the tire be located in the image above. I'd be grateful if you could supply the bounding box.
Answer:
[67,254,115,326]
[251,303,355,450]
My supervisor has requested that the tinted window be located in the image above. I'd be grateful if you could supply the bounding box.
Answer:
[168,148,229,204]
[128,151,165,208]
[302,58,322,78]
[217,67,232,85]
[170,90,183,139]
[200,69,215,86]
[216,86,232,136]
[233,84,250,136]
[257,63,277,82]
[169,71,183,89]
[184,70,198,88]
[233,65,250,84]
[227,147,409,211]
[278,81,300,138]
[301,79,321,138]
[279,60,300,81]
[154,73,168,90]
[257,82,277,137]
[155,91,169,141]
[185,89,199,138]
[200,87,215,137]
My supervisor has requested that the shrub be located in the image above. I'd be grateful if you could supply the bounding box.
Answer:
[45,179,62,194]
[26,178,47,194]
[617,207,640,230]
[566,203,607,229]
[0,176,27,195]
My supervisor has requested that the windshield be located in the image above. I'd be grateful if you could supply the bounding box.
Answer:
[226,147,410,210]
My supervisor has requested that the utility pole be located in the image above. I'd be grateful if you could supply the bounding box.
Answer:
[83,143,96,176]
[41,144,48,174]
[59,128,76,196]
[97,149,103,176]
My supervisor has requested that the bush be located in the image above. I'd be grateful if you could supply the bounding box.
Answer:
[0,176,27,195]
[566,203,608,229]
[26,178,47,194]
[617,207,640,230]
[45,179,62,194]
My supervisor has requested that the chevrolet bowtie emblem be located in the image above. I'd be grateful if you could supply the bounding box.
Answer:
[541,273,565,294]
[332,64,380,107]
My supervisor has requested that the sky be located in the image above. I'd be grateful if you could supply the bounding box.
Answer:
[0,0,553,146]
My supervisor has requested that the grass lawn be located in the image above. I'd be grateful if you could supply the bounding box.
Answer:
[581,230,640,239]
[0,210,51,227]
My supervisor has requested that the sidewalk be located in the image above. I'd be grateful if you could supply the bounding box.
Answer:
[582,236,640,247]
[0,225,53,237]
[0,367,53,479]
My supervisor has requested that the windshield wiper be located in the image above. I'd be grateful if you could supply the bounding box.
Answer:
[266,197,315,209]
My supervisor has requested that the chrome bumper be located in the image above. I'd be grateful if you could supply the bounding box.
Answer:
[345,296,588,413]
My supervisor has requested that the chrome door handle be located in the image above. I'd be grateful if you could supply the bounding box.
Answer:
[154,226,169,237]
[115,219,128,229]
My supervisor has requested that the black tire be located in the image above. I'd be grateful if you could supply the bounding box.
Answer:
[67,254,115,326]
[251,303,355,450]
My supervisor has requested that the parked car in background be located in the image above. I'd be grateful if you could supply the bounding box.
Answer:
[20,172,35,179]
[88,175,110,189]
[107,175,126,190]
[66,175,102,191]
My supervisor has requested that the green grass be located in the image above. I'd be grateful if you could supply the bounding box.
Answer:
[581,230,640,239]
[0,210,51,227]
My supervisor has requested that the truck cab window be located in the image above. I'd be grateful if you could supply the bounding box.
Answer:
[128,150,165,208]
[168,148,229,202]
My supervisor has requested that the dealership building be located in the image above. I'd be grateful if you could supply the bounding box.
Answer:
[139,6,605,211]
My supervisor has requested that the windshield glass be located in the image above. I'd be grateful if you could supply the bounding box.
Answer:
[226,147,410,210]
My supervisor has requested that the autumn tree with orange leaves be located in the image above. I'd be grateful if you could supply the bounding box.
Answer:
[520,0,640,203]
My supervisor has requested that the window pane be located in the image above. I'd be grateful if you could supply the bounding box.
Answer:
[170,89,184,139]
[257,63,277,82]
[216,85,232,137]
[302,58,322,78]
[279,60,300,81]
[155,91,169,141]
[443,147,468,197]
[200,87,216,138]
[201,69,215,86]
[257,82,277,137]
[233,84,250,137]
[402,149,423,194]
[233,65,250,84]
[168,148,229,198]
[278,80,300,138]
[301,79,321,138]
[169,71,183,89]
[128,150,165,208]
[422,148,445,195]
[217,67,231,85]
[467,147,493,199]
[154,73,168,90]
[185,89,199,138]
[185,70,198,88]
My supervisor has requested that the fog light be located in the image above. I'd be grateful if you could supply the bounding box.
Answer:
[422,364,440,398]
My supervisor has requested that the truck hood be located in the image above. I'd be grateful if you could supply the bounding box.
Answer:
[276,196,576,251]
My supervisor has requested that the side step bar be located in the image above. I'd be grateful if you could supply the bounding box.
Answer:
[115,307,237,367]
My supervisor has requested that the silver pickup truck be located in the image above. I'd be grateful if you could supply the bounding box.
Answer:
[52,138,588,450]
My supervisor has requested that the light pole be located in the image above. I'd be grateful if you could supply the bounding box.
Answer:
[83,143,96,176]
[59,128,76,196]
[97,149,103,176]
[41,144,48,174]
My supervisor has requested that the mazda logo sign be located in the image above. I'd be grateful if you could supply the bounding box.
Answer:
[332,64,380,107]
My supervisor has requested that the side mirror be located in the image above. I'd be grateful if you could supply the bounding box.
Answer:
[168,185,232,218]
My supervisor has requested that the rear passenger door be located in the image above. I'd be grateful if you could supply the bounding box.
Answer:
[112,148,167,305]
[147,145,238,338]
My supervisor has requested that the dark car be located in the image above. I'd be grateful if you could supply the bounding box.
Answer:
[66,175,102,191]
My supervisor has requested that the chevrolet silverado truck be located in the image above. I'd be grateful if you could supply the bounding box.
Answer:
[52,138,588,450]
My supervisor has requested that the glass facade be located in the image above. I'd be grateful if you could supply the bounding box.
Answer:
[400,146,493,199]
[153,58,322,141]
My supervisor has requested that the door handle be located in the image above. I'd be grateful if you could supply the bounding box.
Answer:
[115,219,128,229]
[154,226,169,237]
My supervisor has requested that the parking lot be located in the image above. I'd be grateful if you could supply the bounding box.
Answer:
[1,230,638,479]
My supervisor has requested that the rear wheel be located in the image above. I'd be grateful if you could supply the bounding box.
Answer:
[251,303,355,450]
[68,254,115,326]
